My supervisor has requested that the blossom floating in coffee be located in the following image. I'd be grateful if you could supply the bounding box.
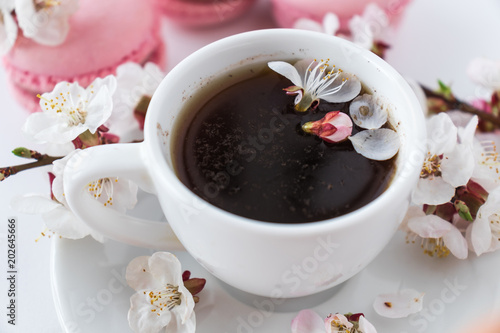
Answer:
[302,111,353,143]
[300,93,400,161]
[268,59,361,112]
[126,252,206,333]
[291,309,377,333]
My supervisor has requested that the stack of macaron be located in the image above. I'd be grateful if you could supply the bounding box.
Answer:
[3,0,165,112]
[156,0,257,27]
[271,0,413,31]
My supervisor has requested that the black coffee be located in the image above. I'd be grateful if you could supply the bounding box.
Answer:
[173,64,396,223]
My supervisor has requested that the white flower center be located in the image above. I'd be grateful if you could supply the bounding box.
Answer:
[146,284,182,316]
[38,92,88,127]
[305,59,347,99]
[406,233,450,258]
[87,178,117,207]
[420,152,442,178]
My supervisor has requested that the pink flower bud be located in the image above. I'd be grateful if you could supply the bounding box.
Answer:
[302,111,353,143]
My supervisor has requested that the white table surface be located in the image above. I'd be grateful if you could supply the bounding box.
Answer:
[1,0,499,332]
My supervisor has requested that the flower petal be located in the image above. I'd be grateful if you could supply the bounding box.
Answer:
[407,214,453,239]
[293,18,324,33]
[167,311,196,333]
[440,144,475,188]
[471,187,500,255]
[291,310,325,333]
[373,289,424,318]
[426,113,458,155]
[10,194,60,214]
[0,9,17,55]
[322,13,340,35]
[268,61,303,87]
[148,252,183,286]
[173,287,195,325]
[442,225,468,259]
[358,315,377,333]
[128,292,173,333]
[349,94,388,129]
[42,204,93,239]
[319,72,361,103]
[471,214,493,256]
[467,57,500,91]
[349,128,400,161]
[412,177,456,206]
[126,256,162,291]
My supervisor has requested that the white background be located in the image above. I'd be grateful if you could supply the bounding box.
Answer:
[1,0,500,332]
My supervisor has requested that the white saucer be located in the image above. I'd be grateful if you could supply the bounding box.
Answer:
[50,196,500,333]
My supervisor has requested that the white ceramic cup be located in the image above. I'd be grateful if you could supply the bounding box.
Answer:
[64,29,426,298]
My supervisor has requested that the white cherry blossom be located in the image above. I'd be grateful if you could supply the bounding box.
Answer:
[268,59,361,112]
[0,0,17,54]
[126,252,196,333]
[466,57,500,92]
[23,75,117,145]
[349,3,389,50]
[108,62,165,142]
[404,208,468,259]
[412,113,477,205]
[15,0,79,46]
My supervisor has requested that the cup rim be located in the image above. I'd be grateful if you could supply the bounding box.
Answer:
[144,28,426,234]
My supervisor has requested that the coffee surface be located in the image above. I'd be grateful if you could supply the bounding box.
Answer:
[173,66,396,223]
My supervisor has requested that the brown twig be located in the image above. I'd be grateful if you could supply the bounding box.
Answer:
[420,84,500,128]
[1,154,62,181]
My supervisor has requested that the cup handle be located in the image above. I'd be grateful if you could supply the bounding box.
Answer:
[63,143,184,251]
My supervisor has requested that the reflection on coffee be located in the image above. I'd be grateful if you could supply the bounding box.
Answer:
[173,62,396,223]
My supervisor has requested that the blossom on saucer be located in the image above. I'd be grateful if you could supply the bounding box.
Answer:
[268,59,361,112]
[291,310,377,333]
[302,111,353,143]
[349,3,389,50]
[403,206,468,259]
[471,186,500,256]
[15,0,79,46]
[293,12,340,36]
[348,94,399,161]
[412,113,477,206]
[126,252,202,333]
[23,75,117,146]
[466,57,500,92]
[0,0,17,54]
[373,289,424,319]
[108,62,165,142]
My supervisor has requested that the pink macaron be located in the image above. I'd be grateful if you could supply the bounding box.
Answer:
[271,0,413,31]
[3,0,166,112]
[157,0,257,27]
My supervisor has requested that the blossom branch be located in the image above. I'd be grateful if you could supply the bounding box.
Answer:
[420,84,500,128]
[1,150,62,181]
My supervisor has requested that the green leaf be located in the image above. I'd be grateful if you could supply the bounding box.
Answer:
[437,80,453,99]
